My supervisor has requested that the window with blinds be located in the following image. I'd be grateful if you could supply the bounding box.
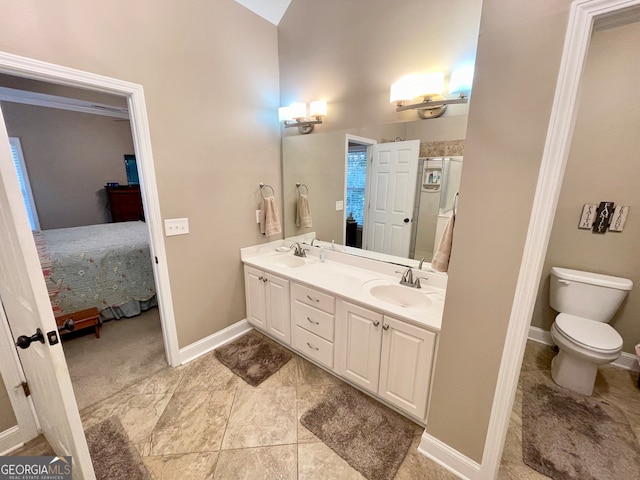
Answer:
[9,137,40,231]
[346,143,368,226]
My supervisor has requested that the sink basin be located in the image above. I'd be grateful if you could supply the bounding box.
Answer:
[368,284,432,309]
[268,254,307,268]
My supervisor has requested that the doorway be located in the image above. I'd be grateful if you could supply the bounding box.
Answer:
[0,51,178,468]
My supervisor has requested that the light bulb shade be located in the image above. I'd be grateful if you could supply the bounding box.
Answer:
[390,77,415,104]
[413,72,444,98]
[309,100,327,117]
[289,102,307,119]
[449,66,475,96]
[278,106,292,122]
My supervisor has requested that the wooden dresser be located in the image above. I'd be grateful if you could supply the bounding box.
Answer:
[106,185,144,222]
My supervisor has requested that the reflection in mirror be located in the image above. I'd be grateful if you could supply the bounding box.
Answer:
[282,121,465,266]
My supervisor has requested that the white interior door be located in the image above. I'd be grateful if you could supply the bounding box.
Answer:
[0,302,38,454]
[365,140,420,257]
[0,104,95,478]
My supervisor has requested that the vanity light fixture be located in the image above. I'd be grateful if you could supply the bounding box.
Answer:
[278,100,327,134]
[390,67,474,119]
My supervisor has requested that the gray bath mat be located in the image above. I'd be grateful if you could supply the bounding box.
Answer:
[300,384,415,480]
[214,330,292,386]
[85,416,151,480]
[522,373,640,480]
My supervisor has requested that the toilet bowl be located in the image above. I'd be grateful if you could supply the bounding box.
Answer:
[548,267,632,396]
[550,314,623,395]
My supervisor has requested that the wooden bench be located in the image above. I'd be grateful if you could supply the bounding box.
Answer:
[55,307,101,339]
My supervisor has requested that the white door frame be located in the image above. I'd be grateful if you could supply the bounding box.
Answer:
[0,51,180,369]
[343,134,377,246]
[480,0,640,478]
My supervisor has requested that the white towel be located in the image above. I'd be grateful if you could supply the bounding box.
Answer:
[295,194,313,228]
[431,214,455,272]
[259,196,282,237]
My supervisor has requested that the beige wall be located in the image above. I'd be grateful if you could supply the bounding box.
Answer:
[531,20,640,353]
[2,102,135,229]
[0,0,281,351]
[278,0,482,132]
[426,0,573,461]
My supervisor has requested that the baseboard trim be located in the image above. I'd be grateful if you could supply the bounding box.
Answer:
[179,319,252,365]
[528,326,640,372]
[417,432,481,480]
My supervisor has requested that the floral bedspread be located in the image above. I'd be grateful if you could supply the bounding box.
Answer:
[34,221,156,316]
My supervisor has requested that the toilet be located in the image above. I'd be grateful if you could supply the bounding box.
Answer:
[548,267,633,396]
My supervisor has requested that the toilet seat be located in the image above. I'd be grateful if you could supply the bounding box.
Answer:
[555,313,623,353]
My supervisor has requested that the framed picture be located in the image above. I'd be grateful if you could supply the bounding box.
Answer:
[124,154,139,185]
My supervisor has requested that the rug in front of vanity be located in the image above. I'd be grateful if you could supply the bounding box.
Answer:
[300,383,415,480]
[521,372,640,480]
[85,416,151,480]
[214,329,292,386]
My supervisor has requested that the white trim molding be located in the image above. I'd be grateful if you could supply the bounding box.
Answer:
[479,1,640,479]
[418,432,481,480]
[0,51,181,367]
[179,319,252,365]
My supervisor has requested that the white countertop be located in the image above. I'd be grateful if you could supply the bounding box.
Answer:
[241,242,445,332]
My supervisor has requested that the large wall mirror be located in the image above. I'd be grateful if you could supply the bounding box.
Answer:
[282,117,467,266]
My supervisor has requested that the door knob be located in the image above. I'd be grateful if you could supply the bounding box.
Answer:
[403,218,410,223]
[16,328,45,349]
[57,318,75,332]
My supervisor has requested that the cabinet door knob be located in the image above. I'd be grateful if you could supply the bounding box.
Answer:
[373,320,380,327]
[382,324,390,331]
[263,277,268,283]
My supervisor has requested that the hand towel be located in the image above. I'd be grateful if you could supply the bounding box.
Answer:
[259,196,282,237]
[296,194,313,228]
[431,214,455,272]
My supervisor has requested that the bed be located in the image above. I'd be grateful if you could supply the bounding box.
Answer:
[33,221,157,321]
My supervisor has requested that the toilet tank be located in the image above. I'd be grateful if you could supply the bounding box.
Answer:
[549,267,633,322]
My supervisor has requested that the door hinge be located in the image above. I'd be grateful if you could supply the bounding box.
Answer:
[155,256,158,264]
[21,381,30,397]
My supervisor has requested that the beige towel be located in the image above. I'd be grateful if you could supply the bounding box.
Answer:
[431,214,455,272]
[259,196,282,237]
[295,194,313,228]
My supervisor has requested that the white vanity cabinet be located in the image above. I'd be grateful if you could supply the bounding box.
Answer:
[291,283,336,368]
[244,266,291,345]
[336,300,436,420]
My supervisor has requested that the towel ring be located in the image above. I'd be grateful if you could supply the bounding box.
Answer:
[259,183,275,199]
[296,182,309,195]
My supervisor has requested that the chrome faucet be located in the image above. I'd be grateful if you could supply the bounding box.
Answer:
[400,267,422,289]
[310,238,317,247]
[290,242,308,258]
[418,258,425,270]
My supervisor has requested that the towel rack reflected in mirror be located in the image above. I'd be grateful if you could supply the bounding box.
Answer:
[296,182,309,195]
[259,183,275,199]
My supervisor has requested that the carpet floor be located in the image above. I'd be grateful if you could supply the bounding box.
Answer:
[61,308,166,410]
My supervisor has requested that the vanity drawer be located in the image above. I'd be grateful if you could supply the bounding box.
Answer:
[293,325,334,369]
[293,300,334,342]
[293,283,335,314]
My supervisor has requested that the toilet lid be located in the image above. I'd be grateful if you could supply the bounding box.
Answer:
[555,313,623,352]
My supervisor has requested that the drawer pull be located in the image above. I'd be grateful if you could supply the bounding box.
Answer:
[306,295,320,303]
[306,342,319,351]
[306,316,320,325]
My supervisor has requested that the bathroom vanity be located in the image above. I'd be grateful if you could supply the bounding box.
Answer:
[241,241,446,424]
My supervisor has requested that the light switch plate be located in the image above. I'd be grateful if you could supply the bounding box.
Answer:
[336,200,344,211]
[164,218,189,236]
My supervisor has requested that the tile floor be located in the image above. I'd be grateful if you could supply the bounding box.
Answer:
[12,338,640,479]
